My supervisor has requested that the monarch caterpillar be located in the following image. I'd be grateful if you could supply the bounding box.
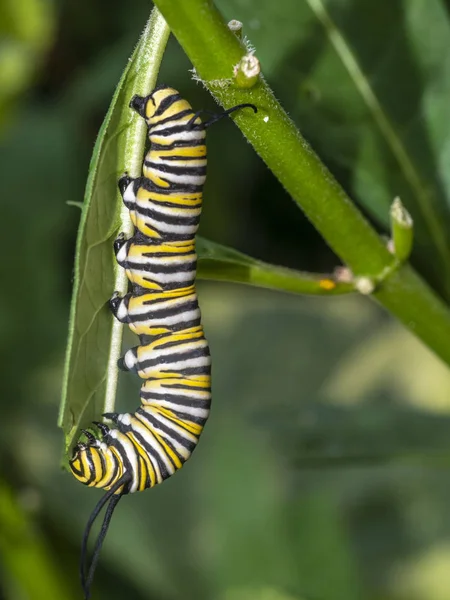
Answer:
[69,85,257,598]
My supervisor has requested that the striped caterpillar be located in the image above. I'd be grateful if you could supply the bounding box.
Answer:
[68,85,256,598]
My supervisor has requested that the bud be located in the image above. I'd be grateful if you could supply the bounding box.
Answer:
[390,196,413,262]
[234,53,260,89]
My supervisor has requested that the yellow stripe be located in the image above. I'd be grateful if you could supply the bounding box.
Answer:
[128,245,195,257]
[126,271,163,290]
[96,451,117,489]
[147,330,204,350]
[150,99,193,124]
[156,145,207,158]
[89,449,104,486]
[127,430,157,488]
[143,169,171,188]
[146,425,183,470]
[156,407,203,436]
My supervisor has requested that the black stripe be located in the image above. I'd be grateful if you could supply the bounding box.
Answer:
[124,257,196,272]
[134,318,202,334]
[129,306,198,322]
[137,408,197,452]
[149,123,205,137]
[85,449,96,484]
[169,410,208,426]
[140,250,197,259]
[110,437,134,487]
[140,389,211,408]
[137,298,199,317]
[154,93,182,116]
[133,204,201,225]
[133,415,187,465]
[138,346,209,370]
[138,279,197,293]
[150,138,206,151]
[145,161,207,177]
[178,366,211,377]
[122,260,196,277]
[139,176,204,194]
[152,108,193,127]
[144,335,206,353]
[162,154,206,162]
[139,293,197,307]
[126,427,172,480]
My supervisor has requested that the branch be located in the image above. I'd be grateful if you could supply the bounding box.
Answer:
[152,0,450,367]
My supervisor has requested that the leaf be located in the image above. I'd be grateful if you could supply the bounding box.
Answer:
[197,237,354,295]
[58,9,170,454]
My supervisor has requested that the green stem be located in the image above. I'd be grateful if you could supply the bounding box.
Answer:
[152,0,450,367]
[305,0,450,289]
[199,260,354,296]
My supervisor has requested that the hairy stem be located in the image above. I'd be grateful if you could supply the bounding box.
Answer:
[151,0,450,366]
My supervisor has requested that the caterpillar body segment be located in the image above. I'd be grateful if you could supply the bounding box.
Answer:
[109,287,201,337]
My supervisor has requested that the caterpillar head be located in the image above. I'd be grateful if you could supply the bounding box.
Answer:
[69,426,107,486]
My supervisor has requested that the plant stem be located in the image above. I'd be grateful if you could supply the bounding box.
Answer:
[199,260,354,296]
[305,0,450,289]
[151,0,450,367]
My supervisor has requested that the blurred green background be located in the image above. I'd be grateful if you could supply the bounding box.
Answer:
[2,0,450,599]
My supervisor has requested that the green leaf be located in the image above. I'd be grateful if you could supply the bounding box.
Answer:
[58,9,170,454]
[197,237,354,295]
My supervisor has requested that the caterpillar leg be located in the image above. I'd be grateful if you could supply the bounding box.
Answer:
[113,232,127,256]
[109,291,131,324]
[117,347,138,373]
[118,174,136,212]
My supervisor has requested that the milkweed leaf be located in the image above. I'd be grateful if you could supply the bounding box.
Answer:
[58,9,170,455]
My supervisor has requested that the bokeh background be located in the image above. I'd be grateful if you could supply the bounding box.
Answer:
[2,0,450,599]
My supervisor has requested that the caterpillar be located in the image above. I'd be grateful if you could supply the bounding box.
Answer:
[68,85,257,598]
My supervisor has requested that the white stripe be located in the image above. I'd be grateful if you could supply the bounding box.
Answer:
[128,415,176,475]
[137,410,191,461]
[135,200,201,218]
[149,157,207,168]
[146,169,206,185]
[130,308,201,327]
[149,117,195,133]
[144,409,198,444]
[140,356,211,374]
[142,383,210,399]
[108,430,140,493]
[156,400,210,418]
[140,270,197,285]
[135,213,198,234]
[131,295,197,312]
[138,339,208,361]
[150,129,205,143]
[128,253,196,265]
